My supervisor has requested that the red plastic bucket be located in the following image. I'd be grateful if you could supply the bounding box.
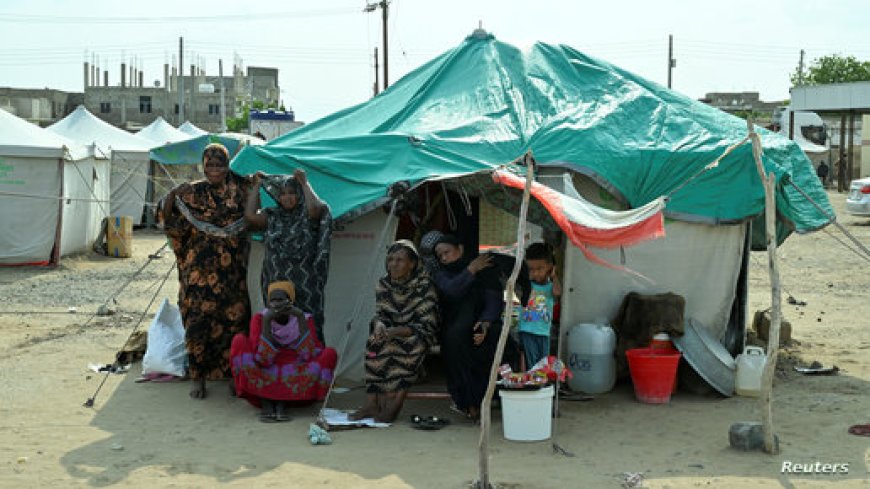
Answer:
[626,347,681,404]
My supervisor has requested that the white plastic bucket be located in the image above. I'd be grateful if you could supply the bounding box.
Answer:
[498,385,554,441]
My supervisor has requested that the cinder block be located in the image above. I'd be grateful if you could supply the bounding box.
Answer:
[729,421,779,452]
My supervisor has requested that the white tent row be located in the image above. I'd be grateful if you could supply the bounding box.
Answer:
[0,109,110,265]
[48,106,153,225]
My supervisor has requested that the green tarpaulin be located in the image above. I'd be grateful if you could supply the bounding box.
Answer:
[151,133,262,166]
[231,30,832,242]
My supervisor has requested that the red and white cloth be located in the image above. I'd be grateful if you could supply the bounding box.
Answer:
[492,169,666,272]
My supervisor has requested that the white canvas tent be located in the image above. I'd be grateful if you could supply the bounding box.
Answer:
[48,106,153,225]
[178,121,208,137]
[0,109,110,265]
[135,117,191,146]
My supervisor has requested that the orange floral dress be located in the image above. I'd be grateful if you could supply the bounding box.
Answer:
[162,175,251,380]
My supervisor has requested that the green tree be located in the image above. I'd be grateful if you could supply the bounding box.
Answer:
[791,54,870,86]
[226,100,267,132]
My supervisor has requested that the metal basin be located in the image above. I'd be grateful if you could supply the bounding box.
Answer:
[672,318,736,396]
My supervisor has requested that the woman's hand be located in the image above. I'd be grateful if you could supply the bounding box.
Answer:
[373,321,388,340]
[252,171,267,186]
[467,253,493,274]
[472,321,489,346]
[294,168,307,185]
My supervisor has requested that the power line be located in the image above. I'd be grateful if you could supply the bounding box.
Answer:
[0,8,357,24]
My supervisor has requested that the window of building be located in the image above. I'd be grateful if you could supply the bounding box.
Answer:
[208,104,221,115]
[139,96,152,114]
[100,102,111,113]
[174,104,179,115]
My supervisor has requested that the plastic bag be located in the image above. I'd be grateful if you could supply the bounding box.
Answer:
[142,298,187,377]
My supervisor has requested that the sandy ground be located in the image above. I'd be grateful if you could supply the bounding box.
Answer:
[0,190,868,489]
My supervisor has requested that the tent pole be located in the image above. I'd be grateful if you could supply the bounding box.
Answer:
[747,120,782,454]
[477,153,534,488]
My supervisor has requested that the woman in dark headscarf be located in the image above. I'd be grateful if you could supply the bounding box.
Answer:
[160,143,251,399]
[432,234,508,421]
[350,240,439,423]
[245,168,332,342]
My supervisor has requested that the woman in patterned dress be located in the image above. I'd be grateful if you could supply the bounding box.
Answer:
[244,169,332,342]
[161,143,251,399]
[230,280,338,422]
[349,240,439,423]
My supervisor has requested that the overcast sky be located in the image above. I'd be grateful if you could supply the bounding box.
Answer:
[1,0,868,122]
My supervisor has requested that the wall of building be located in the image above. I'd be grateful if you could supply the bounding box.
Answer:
[0,88,80,126]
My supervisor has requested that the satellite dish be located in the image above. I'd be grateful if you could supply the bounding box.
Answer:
[154,80,161,87]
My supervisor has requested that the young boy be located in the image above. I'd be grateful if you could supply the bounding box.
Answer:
[518,243,561,369]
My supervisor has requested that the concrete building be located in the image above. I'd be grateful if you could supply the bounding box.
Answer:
[82,61,281,132]
[0,87,82,127]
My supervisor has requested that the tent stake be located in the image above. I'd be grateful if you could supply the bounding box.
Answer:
[747,120,782,454]
[476,153,535,488]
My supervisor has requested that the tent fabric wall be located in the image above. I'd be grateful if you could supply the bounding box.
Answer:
[560,221,746,343]
[60,157,111,257]
[109,150,150,223]
[0,155,63,265]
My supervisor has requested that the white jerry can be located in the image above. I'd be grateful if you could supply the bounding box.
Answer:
[735,346,767,397]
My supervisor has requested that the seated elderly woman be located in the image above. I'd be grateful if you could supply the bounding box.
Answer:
[230,281,338,422]
[349,240,439,423]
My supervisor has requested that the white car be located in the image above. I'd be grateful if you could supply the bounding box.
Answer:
[846,177,870,216]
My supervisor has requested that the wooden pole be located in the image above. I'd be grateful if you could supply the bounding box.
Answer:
[847,111,855,184]
[747,119,782,454]
[838,113,847,192]
[477,153,535,488]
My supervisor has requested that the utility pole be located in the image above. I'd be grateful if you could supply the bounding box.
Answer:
[365,1,390,90]
[797,49,805,85]
[219,59,227,132]
[667,34,675,89]
[178,37,185,124]
[373,47,380,96]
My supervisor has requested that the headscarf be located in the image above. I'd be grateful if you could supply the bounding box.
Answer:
[267,280,296,302]
[262,174,303,211]
[202,143,229,166]
[386,239,420,269]
[433,234,469,273]
[419,230,444,275]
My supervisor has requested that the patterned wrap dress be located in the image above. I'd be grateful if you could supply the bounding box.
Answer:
[364,265,439,393]
[260,176,333,340]
[162,174,251,380]
[230,311,338,404]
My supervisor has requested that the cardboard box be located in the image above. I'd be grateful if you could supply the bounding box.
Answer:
[106,216,133,258]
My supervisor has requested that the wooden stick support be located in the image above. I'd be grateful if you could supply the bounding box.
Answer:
[477,153,535,488]
[746,119,782,454]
